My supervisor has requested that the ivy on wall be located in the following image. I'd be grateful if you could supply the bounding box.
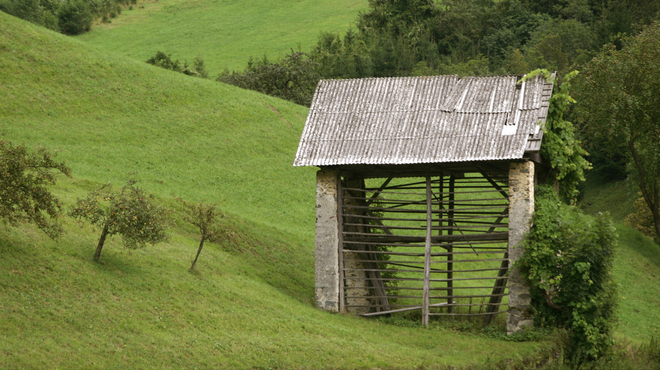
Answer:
[522,69,591,203]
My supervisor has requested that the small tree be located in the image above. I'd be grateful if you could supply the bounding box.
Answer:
[0,141,71,239]
[178,199,226,271]
[70,180,168,261]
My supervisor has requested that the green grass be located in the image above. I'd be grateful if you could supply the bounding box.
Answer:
[0,13,556,368]
[579,176,660,343]
[612,223,660,343]
[579,177,638,223]
[76,0,368,75]
[2,10,659,368]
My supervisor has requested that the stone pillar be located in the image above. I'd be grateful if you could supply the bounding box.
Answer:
[315,169,340,312]
[507,161,535,334]
[343,252,370,315]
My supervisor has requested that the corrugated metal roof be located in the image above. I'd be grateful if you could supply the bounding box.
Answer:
[294,74,554,167]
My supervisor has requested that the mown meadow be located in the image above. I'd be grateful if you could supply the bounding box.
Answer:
[1,13,554,369]
[76,0,368,74]
[2,5,660,369]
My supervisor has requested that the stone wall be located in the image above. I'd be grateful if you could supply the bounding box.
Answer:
[507,161,535,334]
[315,169,340,312]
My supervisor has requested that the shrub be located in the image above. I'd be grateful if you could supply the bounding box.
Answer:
[57,0,93,35]
[146,52,208,79]
[218,51,320,107]
[518,185,618,360]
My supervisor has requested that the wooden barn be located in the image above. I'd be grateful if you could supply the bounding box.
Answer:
[293,74,554,333]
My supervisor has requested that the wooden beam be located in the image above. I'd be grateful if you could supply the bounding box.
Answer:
[447,174,455,313]
[344,232,509,244]
[483,252,509,326]
[337,175,345,313]
[365,176,393,207]
[422,174,432,326]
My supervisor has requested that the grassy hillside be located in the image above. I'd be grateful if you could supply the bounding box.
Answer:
[0,13,558,368]
[578,178,660,343]
[579,178,638,223]
[76,0,368,75]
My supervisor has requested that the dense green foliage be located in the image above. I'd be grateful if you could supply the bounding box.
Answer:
[0,0,59,31]
[0,141,71,239]
[57,0,92,35]
[69,180,169,260]
[146,51,208,78]
[523,69,590,202]
[208,0,660,106]
[518,186,618,360]
[576,21,660,240]
[309,0,660,80]
[218,51,320,106]
[0,0,136,34]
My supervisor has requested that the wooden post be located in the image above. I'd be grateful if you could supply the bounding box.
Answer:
[337,176,345,313]
[447,175,455,313]
[422,174,433,326]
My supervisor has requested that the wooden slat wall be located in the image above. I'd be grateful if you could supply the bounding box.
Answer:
[339,173,510,323]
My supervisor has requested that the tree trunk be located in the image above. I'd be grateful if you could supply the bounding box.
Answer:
[653,184,660,240]
[190,235,205,271]
[629,138,660,239]
[94,224,109,261]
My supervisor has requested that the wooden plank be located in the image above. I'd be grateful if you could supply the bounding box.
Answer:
[342,204,508,212]
[360,301,453,317]
[347,293,507,299]
[343,242,507,249]
[422,174,433,326]
[337,175,345,313]
[483,252,509,326]
[344,223,508,231]
[344,266,507,274]
[447,174,455,313]
[364,176,393,206]
[364,243,391,312]
[479,169,509,200]
[343,232,509,243]
[428,312,508,317]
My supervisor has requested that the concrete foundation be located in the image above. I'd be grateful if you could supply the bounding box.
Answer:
[314,169,340,312]
[507,161,535,334]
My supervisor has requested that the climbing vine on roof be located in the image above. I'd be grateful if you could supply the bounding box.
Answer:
[522,69,591,203]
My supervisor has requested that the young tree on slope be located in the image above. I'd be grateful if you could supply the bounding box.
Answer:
[0,141,71,239]
[70,180,168,261]
[178,199,227,271]
[577,22,660,238]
